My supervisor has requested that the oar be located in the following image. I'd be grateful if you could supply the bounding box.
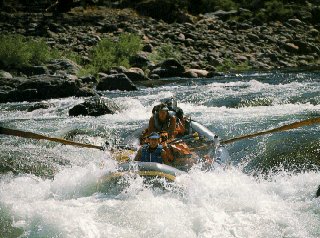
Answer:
[221,116,320,145]
[0,126,104,150]
[189,116,320,151]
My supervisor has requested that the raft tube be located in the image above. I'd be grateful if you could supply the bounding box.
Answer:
[190,120,217,141]
[190,120,231,166]
[100,162,186,183]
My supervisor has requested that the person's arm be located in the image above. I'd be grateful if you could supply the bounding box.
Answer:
[161,144,174,164]
[148,116,156,133]
[168,116,177,138]
[134,148,142,161]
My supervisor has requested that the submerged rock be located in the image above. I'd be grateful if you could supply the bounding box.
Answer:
[27,102,54,112]
[69,97,120,116]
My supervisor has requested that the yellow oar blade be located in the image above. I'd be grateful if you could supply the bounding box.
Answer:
[221,117,320,145]
[0,126,103,150]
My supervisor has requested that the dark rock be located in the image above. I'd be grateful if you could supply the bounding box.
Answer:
[79,75,97,84]
[0,75,88,102]
[7,88,38,102]
[20,66,49,76]
[0,90,7,102]
[129,53,154,68]
[308,28,319,37]
[17,75,80,99]
[207,71,224,78]
[0,77,29,89]
[237,23,252,30]
[27,102,53,112]
[161,58,185,71]
[96,73,137,91]
[317,185,320,197]
[247,33,260,42]
[69,97,120,117]
[124,68,149,81]
[75,87,97,97]
[283,42,299,53]
[149,74,160,80]
[292,40,314,54]
[47,59,81,75]
[142,44,153,53]
[287,18,303,26]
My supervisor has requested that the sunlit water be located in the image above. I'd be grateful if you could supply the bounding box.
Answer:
[1,71,320,237]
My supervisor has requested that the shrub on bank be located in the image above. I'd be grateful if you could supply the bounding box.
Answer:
[148,43,182,64]
[80,33,142,75]
[0,34,59,70]
[216,58,251,72]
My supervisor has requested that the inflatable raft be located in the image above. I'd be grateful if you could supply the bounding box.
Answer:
[98,121,231,190]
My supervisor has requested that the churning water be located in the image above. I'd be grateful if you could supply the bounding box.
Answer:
[1,70,320,237]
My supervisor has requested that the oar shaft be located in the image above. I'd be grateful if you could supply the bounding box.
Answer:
[221,117,320,145]
[0,127,103,150]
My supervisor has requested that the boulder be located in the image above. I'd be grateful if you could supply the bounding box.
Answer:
[6,88,38,102]
[20,66,49,76]
[17,75,81,99]
[124,67,149,81]
[150,58,185,78]
[0,71,13,79]
[129,52,154,68]
[47,59,81,75]
[96,73,137,91]
[69,97,120,117]
[183,69,209,78]
[27,102,53,112]
[0,75,91,102]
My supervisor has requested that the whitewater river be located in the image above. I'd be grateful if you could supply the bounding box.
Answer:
[0,70,320,237]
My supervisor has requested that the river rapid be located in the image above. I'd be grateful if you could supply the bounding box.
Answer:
[0,70,320,238]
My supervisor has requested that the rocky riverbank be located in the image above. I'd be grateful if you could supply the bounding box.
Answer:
[0,6,320,104]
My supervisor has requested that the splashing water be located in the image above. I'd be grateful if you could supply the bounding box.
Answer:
[1,71,320,237]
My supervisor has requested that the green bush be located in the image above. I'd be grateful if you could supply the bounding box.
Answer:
[83,33,142,75]
[264,0,294,21]
[148,43,182,64]
[216,58,251,72]
[0,34,59,70]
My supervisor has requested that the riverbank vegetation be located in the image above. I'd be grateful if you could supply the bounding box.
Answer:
[80,33,142,75]
[0,34,59,70]
[0,32,185,76]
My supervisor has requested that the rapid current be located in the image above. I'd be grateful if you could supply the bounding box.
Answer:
[0,70,320,237]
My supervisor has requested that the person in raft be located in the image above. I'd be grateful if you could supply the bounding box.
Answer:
[134,132,173,164]
[147,105,177,139]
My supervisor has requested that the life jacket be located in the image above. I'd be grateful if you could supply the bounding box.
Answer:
[140,144,163,163]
